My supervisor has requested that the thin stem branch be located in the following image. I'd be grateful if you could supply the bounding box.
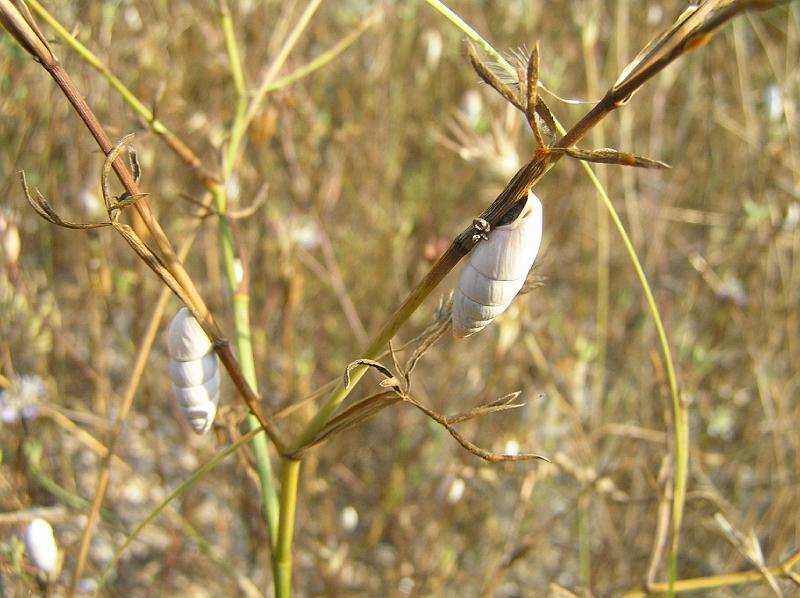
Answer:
[67,218,204,597]
[38,60,282,449]
[622,548,800,596]
[26,0,219,187]
[228,0,324,169]
[216,2,281,557]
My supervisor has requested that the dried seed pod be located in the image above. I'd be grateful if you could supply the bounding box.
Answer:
[452,190,543,337]
[23,518,59,579]
[167,308,219,434]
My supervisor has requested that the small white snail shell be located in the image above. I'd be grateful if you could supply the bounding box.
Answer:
[452,189,543,337]
[169,352,218,388]
[168,307,213,362]
[23,518,59,578]
[167,308,219,434]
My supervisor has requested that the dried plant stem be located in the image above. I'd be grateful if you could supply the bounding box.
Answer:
[43,62,277,432]
[66,209,207,597]
[26,0,218,185]
[2,4,285,448]
[228,0,324,169]
[289,1,775,593]
[263,13,377,94]
[623,548,800,596]
[579,17,611,426]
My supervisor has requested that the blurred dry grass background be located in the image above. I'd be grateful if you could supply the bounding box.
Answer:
[1,1,799,596]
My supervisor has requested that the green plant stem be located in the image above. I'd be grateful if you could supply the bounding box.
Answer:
[578,161,686,592]
[242,0,324,131]
[425,1,687,591]
[424,0,513,71]
[236,291,280,545]
[212,186,280,551]
[217,4,280,556]
[275,459,300,598]
[264,14,376,93]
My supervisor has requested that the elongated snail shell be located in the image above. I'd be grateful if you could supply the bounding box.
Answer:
[167,308,219,434]
[23,518,59,578]
[452,190,543,338]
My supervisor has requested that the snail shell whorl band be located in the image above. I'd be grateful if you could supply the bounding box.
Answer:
[167,308,220,434]
[452,190,543,338]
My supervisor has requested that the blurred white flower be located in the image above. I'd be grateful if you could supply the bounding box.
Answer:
[290,219,320,250]
[437,104,522,181]
[123,5,143,31]
[0,374,45,424]
[420,29,443,71]
[78,187,105,218]
[445,477,465,504]
[765,83,783,122]
[77,577,98,595]
[23,518,59,578]
[503,438,521,456]
[0,211,20,268]
[459,90,483,127]
[226,174,241,204]
[339,505,359,533]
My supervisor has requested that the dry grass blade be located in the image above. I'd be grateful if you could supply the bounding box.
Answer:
[525,43,544,148]
[343,358,399,389]
[533,96,558,140]
[403,317,450,377]
[466,41,525,112]
[714,513,783,596]
[446,391,525,425]
[612,0,792,102]
[19,171,110,230]
[402,394,549,463]
[559,147,671,169]
[101,133,136,213]
[294,391,401,455]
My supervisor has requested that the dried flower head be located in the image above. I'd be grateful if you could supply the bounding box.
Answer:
[0,374,45,424]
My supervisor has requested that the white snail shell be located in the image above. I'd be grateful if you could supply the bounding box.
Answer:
[167,308,219,434]
[168,307,213,361]
[23,518,59,578]
[452,189,543,338]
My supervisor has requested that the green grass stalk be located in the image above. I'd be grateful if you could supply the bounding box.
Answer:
[275,459,301,598]
[217,4,281,556]
[423,2,686,592]
[95,426,265,594]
